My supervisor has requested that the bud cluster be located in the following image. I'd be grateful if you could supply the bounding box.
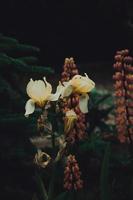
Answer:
[64,154,83,190]
[113,49,133,143]
[61,58,86,143]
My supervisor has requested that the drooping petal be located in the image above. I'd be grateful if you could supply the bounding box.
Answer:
[64,110,77,133]
[66,109,77,118]
[61,82,73,98]
[25,99,35,117]
[79,94,89,113]
[48,82,64,101]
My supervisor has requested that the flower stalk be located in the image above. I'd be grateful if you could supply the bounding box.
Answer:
[61,58,92,143]
[64,154,83,190]
[113,49,133,145]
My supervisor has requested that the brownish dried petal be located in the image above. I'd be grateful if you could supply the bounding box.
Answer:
[127,108,133,116]
[124,64,133,73]
[127,101,133,108]
[113,72,123,81]
[113,81,123,90]
[113,62,122,71]
[129,117,133,125]
[114,90,125,97]
[71,69,79,76]
[129,128,133,135]
[115,98,125,106]
[116,106,126,114]
[125,75,133,83]
[126,92,133,99]
[126,84,133,91]
[124,56,133,64]
[118,134,127,143]
[64,154,83,191]
[114,55,122,62]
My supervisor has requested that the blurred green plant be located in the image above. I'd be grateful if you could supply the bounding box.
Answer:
[100,143,111,200]
[0,33,54,131]
[0,34,54,199]
[87,88,115,135]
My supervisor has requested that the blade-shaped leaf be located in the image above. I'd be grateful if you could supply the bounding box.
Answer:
[54,192,69,200]
[35,172,48,200]
[100,143,111,200]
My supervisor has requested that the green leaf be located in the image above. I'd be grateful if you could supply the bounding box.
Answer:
[0,43,40,54]
[32,193,40,200]
[17,56,38,64]
[100,143,111,200]
[0,54,53,74]
[54,192,69,200]
[0,35,18,45]
[14,44,40,53]
[48,162,63,200]
[48,164,56,200]
[130,177,133,200]
[35,172,48,200]
[96,94,111,105]
[28,65,54,74]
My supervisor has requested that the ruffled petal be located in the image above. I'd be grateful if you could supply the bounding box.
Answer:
[79,94,89,113]
[26,78,34,97]
[25,99,35,117]
[48,82,64,101]
[71,74,95,94]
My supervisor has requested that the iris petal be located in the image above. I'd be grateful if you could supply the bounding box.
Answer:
[79,94,89,113]
[48,82,64,101]
[25,99,35,117]
[61,83,73,98]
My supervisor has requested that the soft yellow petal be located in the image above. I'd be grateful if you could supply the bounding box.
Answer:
[61,83,73,98]
[26,78,34,97]
[48,82,64,101]
[64,109,77,133]
[25,99,35,117]
[79,94,89,113]
[71,74,95,94]
[26,77,53,104]
[66,109,77,118]
[26,79,46,101]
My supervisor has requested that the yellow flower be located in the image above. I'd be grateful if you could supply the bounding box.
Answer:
[61,73,95,113]
[64,110,77,133]
[25,77,62,117]
[71,73,95,93]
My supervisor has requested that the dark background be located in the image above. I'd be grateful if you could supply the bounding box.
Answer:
[0,0,133,67]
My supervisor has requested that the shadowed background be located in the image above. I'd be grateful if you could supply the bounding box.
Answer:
[0,0,133,67]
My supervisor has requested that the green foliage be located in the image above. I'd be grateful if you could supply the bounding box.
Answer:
[0,33,53,116]
[0,53,54,74]
[54,192,69,200]
[87,88,114,135]
[0,34,54,194]
[35,172,48,200]
[100,143,111,200]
